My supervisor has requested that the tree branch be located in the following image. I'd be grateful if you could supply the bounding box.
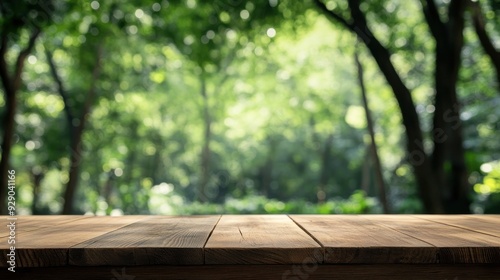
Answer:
[313,0,355,32]
[0,31,12,95]
[80,44,103,129]
[344,0,421,136]
[448,0,467,59]
[347,0,378,45]
[348,0,367,27]
[215,45,238,89]
[471,1,500,86]
[13,27,40,92]
[45,48,75,124]
[0,32,7,61]
[420,0,446,41]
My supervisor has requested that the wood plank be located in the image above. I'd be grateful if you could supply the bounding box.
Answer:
[0,216,148,267]
[0,215,90,237]
[204,215,322,264]
[69,215,220,266]
[413,215,500,238]
[2,264,499,280]
[476,215,500,224]
[2,214,499,270]
[363,215,500,263]
[290,215,437,264]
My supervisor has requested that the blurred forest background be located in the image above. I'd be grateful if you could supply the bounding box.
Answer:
[0,0,499,215]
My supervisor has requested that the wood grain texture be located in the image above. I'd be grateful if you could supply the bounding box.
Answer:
[290,215,437,264]
[414,215,500,238]
[1,214,499,270]
[362,215,500,263]
[205,215,322,264]
[0,215,89,237]
[69,215,220,266]
[2,264,499,280]
[0,216,148,267]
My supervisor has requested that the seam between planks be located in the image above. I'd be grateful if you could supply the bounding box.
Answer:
[66,216,155,266]
[202,215,222,265]
[412,215,500,239]
[287,215,325,264]
[69,216,156,249]
[358,216,438,248]
[357,215,441,263]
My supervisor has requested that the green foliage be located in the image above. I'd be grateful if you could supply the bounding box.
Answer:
[472,161,500,214]
[149,189,380,215]
[4,0,499,215]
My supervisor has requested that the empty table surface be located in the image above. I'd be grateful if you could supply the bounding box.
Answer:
[1,215,499,279]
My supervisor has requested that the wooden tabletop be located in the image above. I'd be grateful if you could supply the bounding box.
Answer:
[1,214,500,267]
[1,215,500,279]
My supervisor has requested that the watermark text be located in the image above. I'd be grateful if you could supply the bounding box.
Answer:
[6,169,17,273]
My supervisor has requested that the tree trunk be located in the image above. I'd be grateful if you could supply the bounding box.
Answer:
[124,121,139,213]
[346,0,444,213]
[0,90,16,215]
[151,136,163,183]
[31,169,44,214]
[354,47,390,213]
[258,135,278,197]
[62,125,84,214]
[317,134,333,204]
[360,28,444,213]
[313,0,474,213]
[426,0,470,213]
[46,46,102,214]
[102,170,114,213]
[0,29,40,214]
[361,146,372,194]
[199,75,211,202]
[260,157,273,197]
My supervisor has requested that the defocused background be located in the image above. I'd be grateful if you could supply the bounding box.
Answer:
[0,0,499,215]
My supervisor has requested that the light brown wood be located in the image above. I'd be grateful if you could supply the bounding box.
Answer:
[69,215,220,266]
[0,216,148,267]
[0,215,89,237]
[362,215,500,263]
[1,214,499,271]
[205,215,322,264]
[290,215,437,263]
[1,216,148,248]
[414,215,500,238]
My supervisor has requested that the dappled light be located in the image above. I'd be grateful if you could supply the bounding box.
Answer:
[0,0,498,216]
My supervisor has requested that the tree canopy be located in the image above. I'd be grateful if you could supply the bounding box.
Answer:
[0,0,499,215]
